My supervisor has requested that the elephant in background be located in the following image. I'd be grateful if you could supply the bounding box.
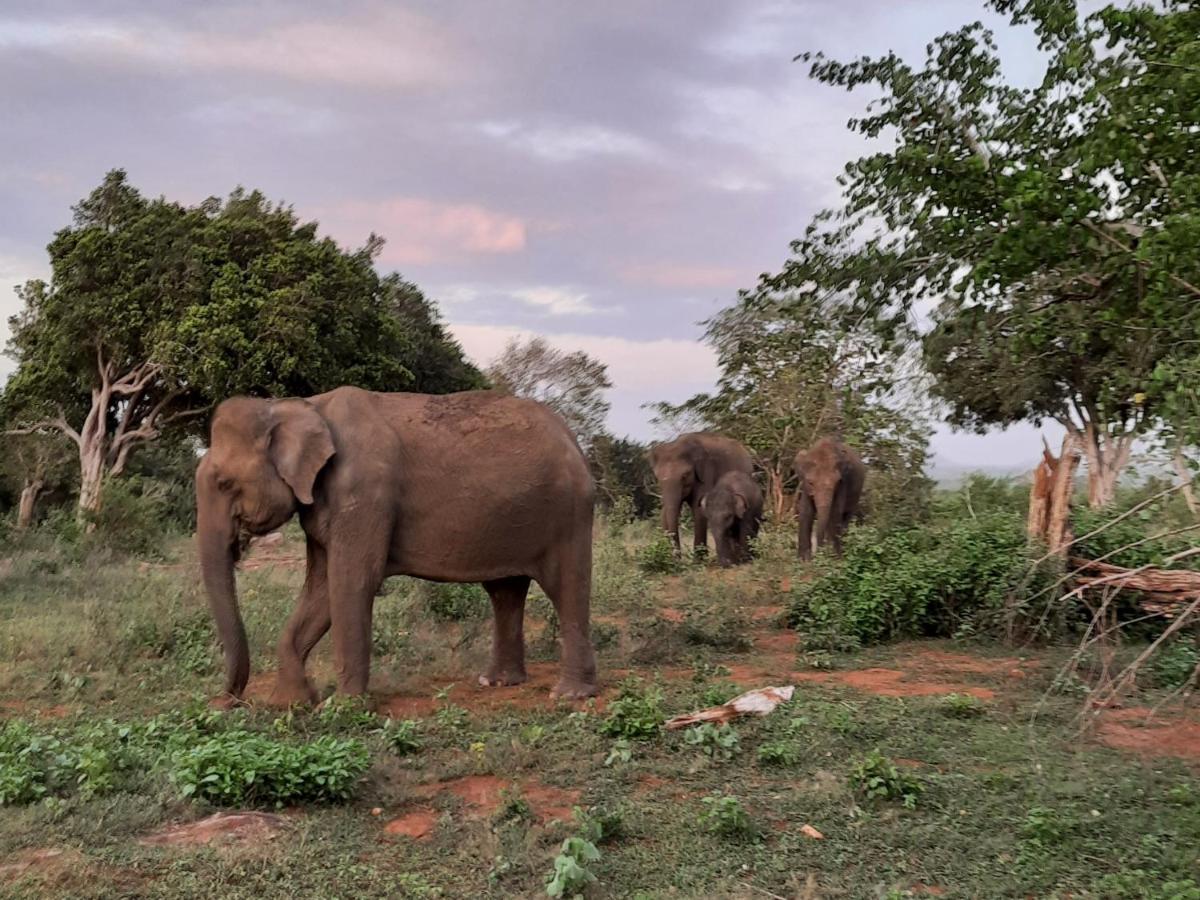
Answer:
[649,433,753,556]
[795,436,865,561]
[700,471,763,567]
[195,387,598,708]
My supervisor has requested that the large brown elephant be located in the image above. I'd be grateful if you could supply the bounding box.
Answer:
[649,433,753,556]
[195,387,597,708]
[700,471,763,567]
[794,437,865,561]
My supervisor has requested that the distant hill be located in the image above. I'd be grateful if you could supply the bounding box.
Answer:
[929,458,1031,487]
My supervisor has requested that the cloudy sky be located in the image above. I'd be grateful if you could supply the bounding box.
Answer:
[0,1,1059,470]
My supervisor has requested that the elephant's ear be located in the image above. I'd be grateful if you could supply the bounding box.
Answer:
[733,493,748,518]
[268,400,335,505]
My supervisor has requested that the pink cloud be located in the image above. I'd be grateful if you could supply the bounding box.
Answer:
[327,197,527,265]
[620,262,743,290]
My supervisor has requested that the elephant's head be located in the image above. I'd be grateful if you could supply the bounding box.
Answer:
[195,397,335,702]
[648,445,697,517]
[794,443,844,547]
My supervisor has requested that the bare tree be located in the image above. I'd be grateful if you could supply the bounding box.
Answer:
[487,337,612,448]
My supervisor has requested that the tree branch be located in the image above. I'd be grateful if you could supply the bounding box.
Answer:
[4,407,82,450]
[1082,220,1200,299]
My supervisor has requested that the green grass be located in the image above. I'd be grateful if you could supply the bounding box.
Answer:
[0,519,1197,898]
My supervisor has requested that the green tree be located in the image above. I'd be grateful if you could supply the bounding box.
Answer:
[787,0,1200,507]
[587,434,656,518]
[651,291,930,521]
[2,171,482,521]
[486,336,612,448]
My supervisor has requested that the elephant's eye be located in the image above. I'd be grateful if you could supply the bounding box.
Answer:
[216,475,234,492]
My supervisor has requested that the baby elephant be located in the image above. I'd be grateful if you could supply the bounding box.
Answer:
[700,471,764,566]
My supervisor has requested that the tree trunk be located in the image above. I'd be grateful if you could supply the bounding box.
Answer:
[77,431,106,527]
[1077,423,1133,509]
[1173,446,1199,521]
[1029,434,1081,556]
[766,466,790,523]
[16,478,44,529]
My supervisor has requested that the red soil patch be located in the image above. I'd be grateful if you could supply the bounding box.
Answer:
[415,775,580,823]
[380,662,604,718]
[139,812,288,847]
[755,631,799,653]
[833,668,994,700]
[1096,707,1200,762]
[384,809,438,840]
[902,647,1032,678]
[911,884,947,896]
[634,774,668,795]
[0,700,70,718]
[750,605,785,622]
[659,607,685,623]
[0,848,85,883]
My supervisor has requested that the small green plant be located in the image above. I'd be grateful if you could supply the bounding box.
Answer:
[756,740,801,766]
[600,679,664,741]
[545,835,601,898]
[380,719,422,756]
[433,704,470,733]
[171,731,370,806]
[683,722,740,761]
[1149,639,1199,689]
[603,739,633,767]
[1021,805,1067,848]
[939,692,986,718]
[698,681,739,707]
[698,793,758,839]
[575,805,624,844]
[849,749,922,808]
[637,536,681,575]
[316,695,380,732]
[422,582,489,621]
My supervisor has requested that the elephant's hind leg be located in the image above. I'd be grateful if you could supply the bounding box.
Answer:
[479,576,531,687]
[271,539,330,707]
[539,537,598,700]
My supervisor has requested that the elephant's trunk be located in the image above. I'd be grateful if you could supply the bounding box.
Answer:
[196,457,250,700]
[660,480,684,552]
[814,494,835,550]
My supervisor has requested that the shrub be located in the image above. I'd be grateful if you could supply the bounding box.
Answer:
[1148,639,1199,690]
[545,836,600,898]
[637,535,681,575]
[316,695,380,733]
[599,679,665,741]
[84,477,178,559]
[683,723,740,761]
[421,582,489,621]
[171,731,370,806]
[756,740,802,767]
[849,749,922,808]
[698,793,758,839]
[789,513,1048,644]
[939,693,987,718]
[380,719,422,756]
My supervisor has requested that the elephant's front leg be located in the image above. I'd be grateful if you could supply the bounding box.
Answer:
[271,538,331,706]
[326,535,388,697]
[480,576,531,687]
[797,492,816,562]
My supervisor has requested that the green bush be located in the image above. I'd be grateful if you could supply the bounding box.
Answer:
[698,793,758,839]
[171,731,370,806]
[84,477,179,559]
[849,749,922,808]
[1074,504,1200,571]
[1149,639,1199,689]
[789,513,1048,644]
[420,582,489,621]
[637,535,682,575]
[683,723,740,761]
[600,679,665,741]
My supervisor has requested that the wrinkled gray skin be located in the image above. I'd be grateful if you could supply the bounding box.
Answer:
[649,433,754,556]
[700,471,764,567]
[195,387,597,708]
[794,437,865,561]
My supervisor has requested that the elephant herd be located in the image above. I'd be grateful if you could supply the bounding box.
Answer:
[649,431,864,566]
[194,388,865,709]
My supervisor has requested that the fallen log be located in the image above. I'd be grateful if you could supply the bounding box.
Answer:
[1070,556,1200,617]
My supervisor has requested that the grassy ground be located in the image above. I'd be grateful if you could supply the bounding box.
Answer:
[0,519,1198,899]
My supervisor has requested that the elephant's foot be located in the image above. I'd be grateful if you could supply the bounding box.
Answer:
[208,692,247,711]
[478,667,528,688]
[268,677,320,708]
[550,677,599,700]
